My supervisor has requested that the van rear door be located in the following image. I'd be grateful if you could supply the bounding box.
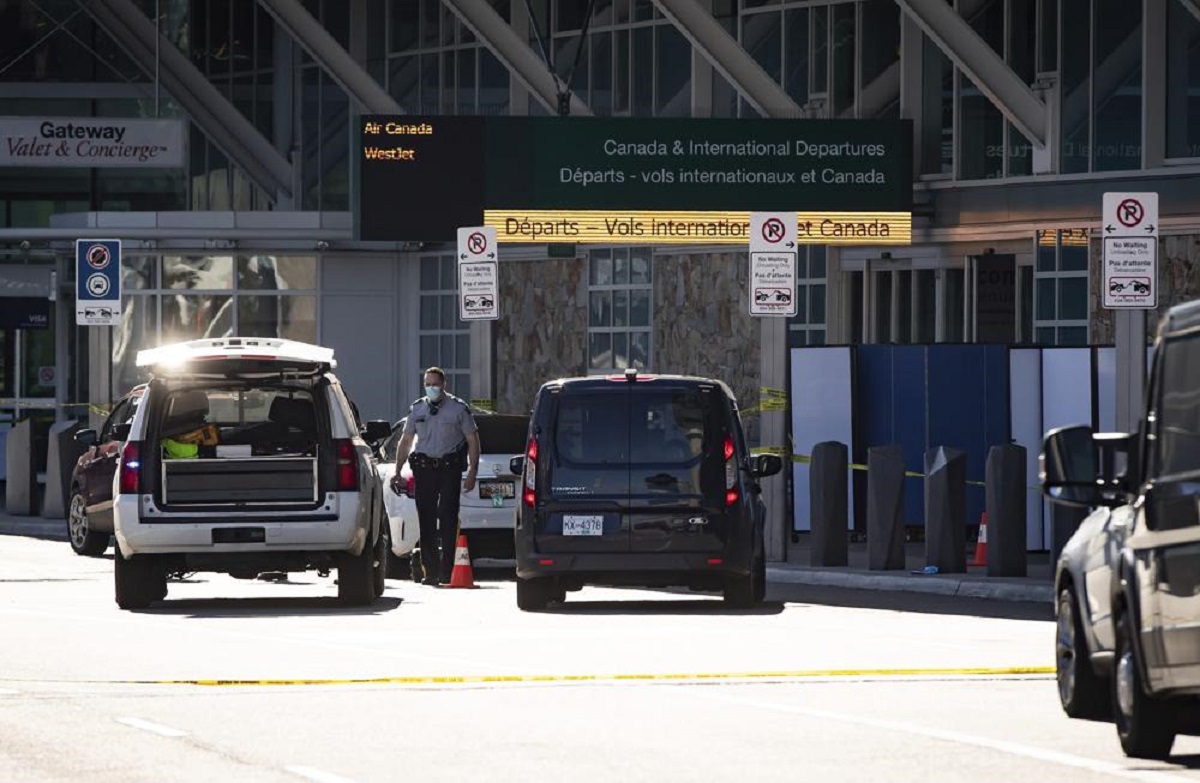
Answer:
[536,387,630,553]
[627,384,730,553]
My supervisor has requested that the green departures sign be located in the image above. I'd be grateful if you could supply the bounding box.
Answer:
[487,117,912,212]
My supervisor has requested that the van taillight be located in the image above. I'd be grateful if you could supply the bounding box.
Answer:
[119,442,142,495]
[334,439,359,491]
[523,437,538,507]
[724,436,738,507]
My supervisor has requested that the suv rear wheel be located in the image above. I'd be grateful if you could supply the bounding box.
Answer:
[114,550,166,610]
[516,577,560,612]
[725,545,765,609]
[338,538,376,606]
[68,492,109,557]
[1114,611,1176,759]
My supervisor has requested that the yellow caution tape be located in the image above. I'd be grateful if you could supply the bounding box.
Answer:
[743,387,789,416]
[0,399,110,417]
[470,399,495,412]
[0,666,1054,688]
[772,450,989,487]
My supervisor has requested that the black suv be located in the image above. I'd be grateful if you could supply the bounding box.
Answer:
[1042,299,1200,759]
[510,370,783,611]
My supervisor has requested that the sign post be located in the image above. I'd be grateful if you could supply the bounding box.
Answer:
[75,239,121,327]
[749,213,798,317]
[1102,192,1158,433]
[456,226,498,321]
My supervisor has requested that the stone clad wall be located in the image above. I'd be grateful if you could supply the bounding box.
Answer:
[494,251,763,433]
[652,251,761,437]
[1092,235,1200,344]
[495,256,588,414]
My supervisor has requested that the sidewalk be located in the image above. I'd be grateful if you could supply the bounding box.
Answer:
[0,511,67,542]
[0,512,1055,604]
[773,536,1055,604]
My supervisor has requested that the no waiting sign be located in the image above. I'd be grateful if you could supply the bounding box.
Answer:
[1102,192,1158,309]
[749,213,797,317]
[456,225,498,320]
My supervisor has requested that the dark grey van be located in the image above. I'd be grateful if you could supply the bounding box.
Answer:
[510,370,783,611]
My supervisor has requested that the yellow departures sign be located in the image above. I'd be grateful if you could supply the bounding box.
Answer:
[484,210,912,245]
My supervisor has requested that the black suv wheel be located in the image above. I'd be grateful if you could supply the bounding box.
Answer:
[1114,611,1176,759]
[114,550,166,610]
[724,543,765,609]
[338,538,377,606]
[516,577,561,612]
[1056,585,1109,718]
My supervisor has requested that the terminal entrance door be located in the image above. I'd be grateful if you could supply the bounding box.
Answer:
[851,254,1033,344]
[0,326,57,482]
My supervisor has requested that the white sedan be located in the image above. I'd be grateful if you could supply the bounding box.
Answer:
[377,411,530,576]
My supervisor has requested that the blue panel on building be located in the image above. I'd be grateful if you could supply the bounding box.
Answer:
[892,345,928,527]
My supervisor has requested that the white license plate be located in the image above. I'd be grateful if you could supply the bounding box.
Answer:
[562,515,604,536]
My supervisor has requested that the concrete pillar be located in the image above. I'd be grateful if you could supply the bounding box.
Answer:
[42,420,82,519]
[87,326,112,432]
[470,320,494,409]
[4,419,34,515]
[759,316,788,562]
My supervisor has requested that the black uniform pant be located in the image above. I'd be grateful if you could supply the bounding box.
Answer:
[412,464,462,579]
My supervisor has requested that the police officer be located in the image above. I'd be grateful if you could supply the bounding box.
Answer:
[391,367,480,585]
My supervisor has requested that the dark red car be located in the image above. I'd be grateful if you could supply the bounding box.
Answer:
[66,385,144,556]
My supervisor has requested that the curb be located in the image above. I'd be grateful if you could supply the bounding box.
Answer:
[767,566,1054,604]
[0,518,68,542]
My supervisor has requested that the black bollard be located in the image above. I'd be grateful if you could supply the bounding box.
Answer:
[810,441,849,567]
[924,446,967,573]
[985,444,1028,577]
[867,445,906,571]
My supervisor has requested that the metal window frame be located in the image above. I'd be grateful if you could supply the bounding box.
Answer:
[383,2,535,115]
[787,246,829,346]
[1031,229,1090,345]
[587,246,654,371]
[417,253,472,378]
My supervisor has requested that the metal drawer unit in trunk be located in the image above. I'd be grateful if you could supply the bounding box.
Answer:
[161,457,318,505]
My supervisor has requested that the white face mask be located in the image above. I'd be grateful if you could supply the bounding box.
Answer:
[425,385,443,401]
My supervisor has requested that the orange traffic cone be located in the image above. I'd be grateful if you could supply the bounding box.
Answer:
[969,512,988,567]
[448,533,476,589]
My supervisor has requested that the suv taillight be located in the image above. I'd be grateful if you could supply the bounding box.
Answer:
[119,441,142,495]
[724,436,738,507]
[523,437,538,507]
[334,439,359,491]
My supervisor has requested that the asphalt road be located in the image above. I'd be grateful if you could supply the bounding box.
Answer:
[3,534,1200,783]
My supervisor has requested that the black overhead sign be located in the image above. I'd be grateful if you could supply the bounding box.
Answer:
[356,116,913,242]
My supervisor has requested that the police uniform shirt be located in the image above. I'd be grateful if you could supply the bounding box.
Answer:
[403,394,477,458]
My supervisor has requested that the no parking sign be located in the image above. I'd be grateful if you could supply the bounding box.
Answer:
[75,239,122,326]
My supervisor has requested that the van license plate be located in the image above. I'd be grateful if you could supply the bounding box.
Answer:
[562,516,604,536]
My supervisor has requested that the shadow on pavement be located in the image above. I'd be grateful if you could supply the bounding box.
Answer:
[136,595,404,618]
[1127,756,1200,771]
[0,577,100,583]
[768,582,1053,623]
[545,598,786,617]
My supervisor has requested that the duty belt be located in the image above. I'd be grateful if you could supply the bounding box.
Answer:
[410,452,453,469]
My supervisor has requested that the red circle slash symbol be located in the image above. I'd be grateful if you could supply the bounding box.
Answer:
[87,244,111,270]
[1117,199,1144,228]
[761,218,786,244]
[467,232,488,255]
